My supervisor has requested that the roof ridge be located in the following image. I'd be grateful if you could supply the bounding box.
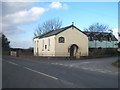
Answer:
[52,25,73,31]
[34,25,73,39]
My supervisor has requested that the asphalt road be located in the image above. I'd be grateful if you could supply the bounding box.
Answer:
[2,56,118,88]
[0,55,2,90]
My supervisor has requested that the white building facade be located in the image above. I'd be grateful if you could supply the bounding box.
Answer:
[34,25,89,57]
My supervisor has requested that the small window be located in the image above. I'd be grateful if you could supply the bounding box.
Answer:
[48,39,50,51]
[59,37,65,43]
[89,36,94,41]
[107,37,111,41]
[45,45,47,49]
[37,40,39,46]
[42,40,44,51]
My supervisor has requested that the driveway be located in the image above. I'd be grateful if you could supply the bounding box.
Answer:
[48,57,118,75]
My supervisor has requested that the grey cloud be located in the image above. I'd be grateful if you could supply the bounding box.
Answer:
[2,2,32,35]
[2,2,32,16]
[0,1,2,15]
[3,24,26,35]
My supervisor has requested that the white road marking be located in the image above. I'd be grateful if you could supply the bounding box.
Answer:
[100,71,107,73]
[94,69,102,71]
[7,61,18,66]
[46,62,118,75]
[81,67,89,70]
[80,66,118,75]
[88,68,96,71]
[63,65,69,67]
[106,71,112,73]
[82,62,89,64]
[60,79,74,86]
[24,67,58,80]
[52,63,59,65]
[5,60,75,85]
[5,61,58,80]
[59,64,64,66]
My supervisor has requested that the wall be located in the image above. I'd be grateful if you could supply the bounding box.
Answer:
[10,51,17,57]
[34,35,56,56]
[34,38,39,56]
[89,41,118,48]
[55,27,88,57]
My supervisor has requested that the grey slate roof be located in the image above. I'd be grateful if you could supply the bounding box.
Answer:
[34,25,85,39]
[84,32,118,41]
[34,25,118,41]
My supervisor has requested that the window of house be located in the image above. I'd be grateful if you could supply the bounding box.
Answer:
[99,37,103,41]
[36,40,39,54]
[48,39,50,51]
[45,45,47,49]
[108,37,111,41]
[59,37,65,43]
[34,41,36,47]
[42,40,44,51]
[36,41,37,53]
[34,41,36,53]
[37,40,39,47]
[90,36,94,41]
[36,41,38,52]
[37,48,38,55]
[107,33,112,42]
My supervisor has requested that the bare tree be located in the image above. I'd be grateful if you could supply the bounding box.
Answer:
[34,18,62,37]
[84,23,109,32]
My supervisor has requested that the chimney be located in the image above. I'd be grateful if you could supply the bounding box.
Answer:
[72,22,74,26]
[72,22,74,29]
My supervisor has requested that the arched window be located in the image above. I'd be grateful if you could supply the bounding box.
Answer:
[59,37,65,43]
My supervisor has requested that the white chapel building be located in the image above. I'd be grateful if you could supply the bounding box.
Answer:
[33,24,89,58]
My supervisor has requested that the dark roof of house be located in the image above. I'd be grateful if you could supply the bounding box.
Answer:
[34,25,85,39]
[34,25,118,41]
[10,48,24,51]
[84,32,118,41]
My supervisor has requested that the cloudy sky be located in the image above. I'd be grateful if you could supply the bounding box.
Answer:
[1,1,118,48]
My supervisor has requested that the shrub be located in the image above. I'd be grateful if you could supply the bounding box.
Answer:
[89,48,118,57]
[113,59,120,67]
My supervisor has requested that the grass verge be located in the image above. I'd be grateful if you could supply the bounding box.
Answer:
[112,59,120,68]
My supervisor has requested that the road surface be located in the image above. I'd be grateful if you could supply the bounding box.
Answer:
[2,56,118,88]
